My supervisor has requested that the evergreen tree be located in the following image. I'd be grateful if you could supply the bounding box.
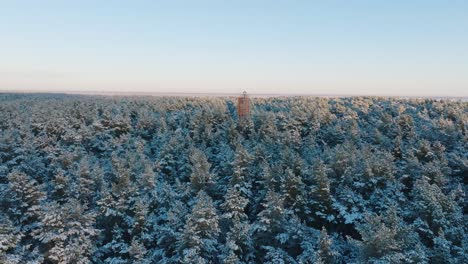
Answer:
[262,246,296,264]
[189,148,215,194]
[314,227,336,264]
[355,208,427,263]
[410,178,465,261]
[309,160,334,226]
[50,170,70,204]
[34,199,97,264]
[281,168,308,218]
[252,189,289,260]
[128,237,148,264]
[153,198,188,262]
[0,213,23,263]
[221,186,253,263]
[178,191,220,262]
[222,186,248,223]
[6,171,45,231]
[4,171,45,262]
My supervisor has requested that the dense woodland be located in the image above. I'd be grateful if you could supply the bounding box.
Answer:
[0,93,466,263]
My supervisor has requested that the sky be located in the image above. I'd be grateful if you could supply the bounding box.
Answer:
[1,0,467,96]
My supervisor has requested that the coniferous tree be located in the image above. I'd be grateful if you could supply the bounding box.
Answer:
[252,190,288,260]
[0,213,23,263]
[189,148,215,194]
[178,191,220,263]
[355,207,427,263]
[221,186,253,263]
[34,199,97,264]
[230,143,253,197]
[76,157,101,206]
[309,160,334,226]
[410,178,465,261]
[6,171,45,231]
[4,171,45,262]
[50,170,70,204]
[315,227,336,264]
[153,198,188,262]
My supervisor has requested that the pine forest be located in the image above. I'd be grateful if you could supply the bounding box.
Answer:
[0,93,466,263]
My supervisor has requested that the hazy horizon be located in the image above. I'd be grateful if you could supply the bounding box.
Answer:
[2,89,468,100]
[1,1,468,96]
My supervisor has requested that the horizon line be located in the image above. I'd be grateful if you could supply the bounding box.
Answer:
[0,89,467,100]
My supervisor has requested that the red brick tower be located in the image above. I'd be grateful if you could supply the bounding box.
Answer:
[237,91,250,119]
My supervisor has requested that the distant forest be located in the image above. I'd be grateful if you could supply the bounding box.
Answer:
[0,93,466,263]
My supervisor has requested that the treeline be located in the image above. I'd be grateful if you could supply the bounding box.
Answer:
[0,93,466,263]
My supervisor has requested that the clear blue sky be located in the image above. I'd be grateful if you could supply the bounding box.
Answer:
[1,0,467,96]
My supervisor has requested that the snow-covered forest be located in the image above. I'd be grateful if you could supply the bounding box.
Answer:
[0,93,466,263]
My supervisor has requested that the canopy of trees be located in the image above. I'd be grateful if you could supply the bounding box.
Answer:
[0,93,466,263]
